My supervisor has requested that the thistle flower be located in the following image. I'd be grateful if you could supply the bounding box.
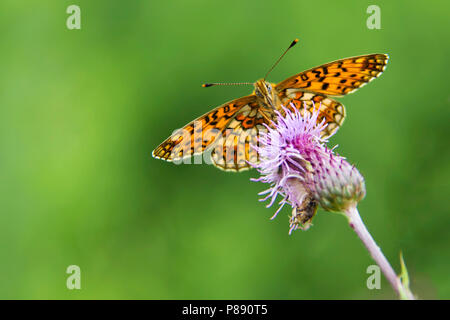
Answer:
[250,102,415,300]
[251,103,366,234]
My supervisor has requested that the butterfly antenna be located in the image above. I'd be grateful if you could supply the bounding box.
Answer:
[202,82,253,88]
[263,39,299,81]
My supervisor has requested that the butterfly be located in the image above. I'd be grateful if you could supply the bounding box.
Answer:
[152,39,388,172]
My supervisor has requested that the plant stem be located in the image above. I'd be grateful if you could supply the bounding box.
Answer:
[345,205,415,300]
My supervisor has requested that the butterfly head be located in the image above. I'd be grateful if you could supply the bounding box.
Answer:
[254,79,276,109]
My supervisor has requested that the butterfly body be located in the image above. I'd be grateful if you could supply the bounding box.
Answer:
[153,53,389,172]
[253,79,279,109]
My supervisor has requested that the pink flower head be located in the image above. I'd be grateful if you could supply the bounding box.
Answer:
[251,103,366,234]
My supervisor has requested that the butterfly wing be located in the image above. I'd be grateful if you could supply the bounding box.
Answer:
[276,54,389,96]
[275,54,388,138]
[210,99,270,171]
[152,95,260,165]
[278,91,346,138]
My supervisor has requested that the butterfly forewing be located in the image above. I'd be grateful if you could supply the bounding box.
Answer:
[276,54,389,96]
[152,95,263,166]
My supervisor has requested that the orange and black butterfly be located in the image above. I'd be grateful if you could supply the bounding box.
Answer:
[153,39,388,172]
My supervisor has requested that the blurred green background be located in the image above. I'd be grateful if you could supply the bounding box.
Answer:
[0,0,448,299]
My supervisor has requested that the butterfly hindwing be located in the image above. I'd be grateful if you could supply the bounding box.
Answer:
[276,54,389,96]
[210,100,269,171]
[278,90,346,138]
